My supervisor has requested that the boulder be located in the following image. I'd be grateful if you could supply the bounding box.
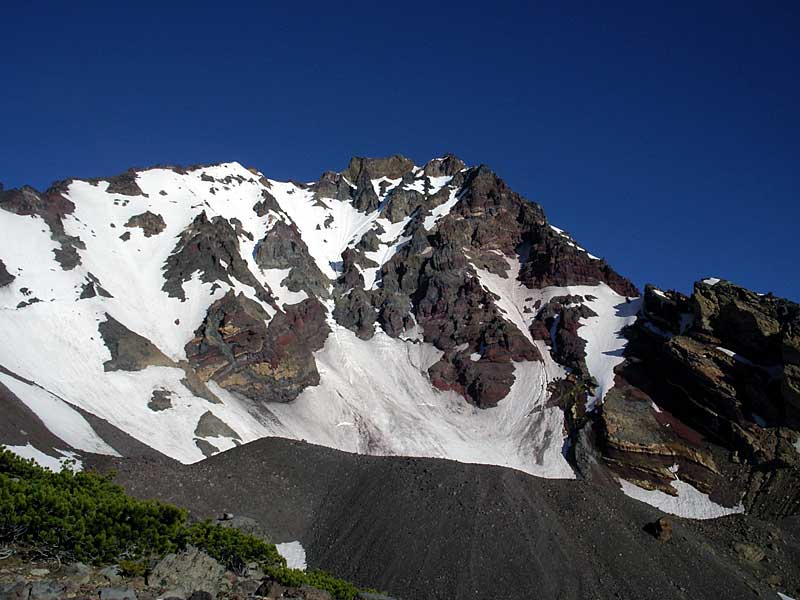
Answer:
[150,547,226,597]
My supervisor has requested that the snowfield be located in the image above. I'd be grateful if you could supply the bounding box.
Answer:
[1,160,683,504]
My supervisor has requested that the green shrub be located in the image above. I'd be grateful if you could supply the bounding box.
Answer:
[266,566,360,600]
[118,559,148,578]
[0,447,371,600]
[0,449,185,563]
[185,519,285,573]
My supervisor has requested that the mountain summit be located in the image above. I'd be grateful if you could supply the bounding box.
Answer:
[1,155,798,521]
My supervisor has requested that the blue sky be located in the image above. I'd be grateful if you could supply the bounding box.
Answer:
[2,1,798,300]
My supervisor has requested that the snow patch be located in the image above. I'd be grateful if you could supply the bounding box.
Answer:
[276,541,307,570]
[0,373,119,457]
[256,326,574,479]
[619,477,744,519]
[702,277,721,286]
[423,186,460,230]
[5,443,81,472]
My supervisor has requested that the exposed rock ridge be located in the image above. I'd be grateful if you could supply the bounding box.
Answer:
[599,279,800,517]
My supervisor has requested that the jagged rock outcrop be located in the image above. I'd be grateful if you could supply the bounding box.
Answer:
[98,314,173,372]
[254,222,329,299]
[0,259,14,287]
[163,212,276,308]
[104,170,148,196]
[326,161,636,408]
[124,211,166,237]
[0,184,85,270]
[186,292,330,403]
[79,272,113,299]
[598,279,800,517]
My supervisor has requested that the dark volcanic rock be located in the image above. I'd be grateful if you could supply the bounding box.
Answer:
[0,259,14,287]
[124,211,166,237]
[186,292,330,403]
[311,171,354,205]
[163,211,275,307]
[105,170,147,196]
[148,389,173,411]
[98,314,173,372]
[0,184,85,270]
[340,155,416,213]
[422,153,466,177]
[100,438,800,600]
[520,227,639,297]
[194,410,240,440]
[254,221,330,299]
[79,272,113,299]
[601,279,800,517]
[381,186,425,223]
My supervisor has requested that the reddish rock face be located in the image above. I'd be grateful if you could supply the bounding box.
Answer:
[520,230,639,298]
[599,279,800,517]
[325,160,637,408]
[186,292,330,404]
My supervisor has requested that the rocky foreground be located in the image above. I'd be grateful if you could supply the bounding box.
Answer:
[0,545,391,600]
[88,438,800,600]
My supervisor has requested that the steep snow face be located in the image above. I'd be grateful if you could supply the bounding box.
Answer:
[471,256,639,409]
[229,327,574,478]
[0,159,638,485]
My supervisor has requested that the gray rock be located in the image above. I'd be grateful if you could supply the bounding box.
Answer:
[0,579,30,600]
[151,546,226,596]
[98,586,138,599]
[63,562,92,583]
[28,579,69,600]
[100,564,123,584]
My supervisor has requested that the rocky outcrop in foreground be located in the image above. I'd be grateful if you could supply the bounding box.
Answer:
[0,546,390,600]
[598,279,800,517]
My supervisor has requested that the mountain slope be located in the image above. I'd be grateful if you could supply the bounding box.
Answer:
[94,437,800,600]
[1,154,798,521]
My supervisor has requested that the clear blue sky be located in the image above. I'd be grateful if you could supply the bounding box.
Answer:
[2,1,798,300]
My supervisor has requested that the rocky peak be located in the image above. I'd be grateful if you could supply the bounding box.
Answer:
[341,154,416,182]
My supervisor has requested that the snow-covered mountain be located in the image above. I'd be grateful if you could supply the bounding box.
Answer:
[1,154,798,519]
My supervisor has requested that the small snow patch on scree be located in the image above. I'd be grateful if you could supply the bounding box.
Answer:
[275,541,307,570]
[619,475,744,520]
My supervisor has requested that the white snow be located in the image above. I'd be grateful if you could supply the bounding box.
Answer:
[0,162,632,481]
[275,541,307,570]
[578,287,640,409]
[251,326,574,479]
[423,186,460,230]
[470,353,482,362]
[619,471,744,520]
[427,175,453,195]
[779,592,798,600]
[5,443,81,472]
[262,268,308,307]
[0,373,119,456]
[702,277,721,286]
[470,255,639,410]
